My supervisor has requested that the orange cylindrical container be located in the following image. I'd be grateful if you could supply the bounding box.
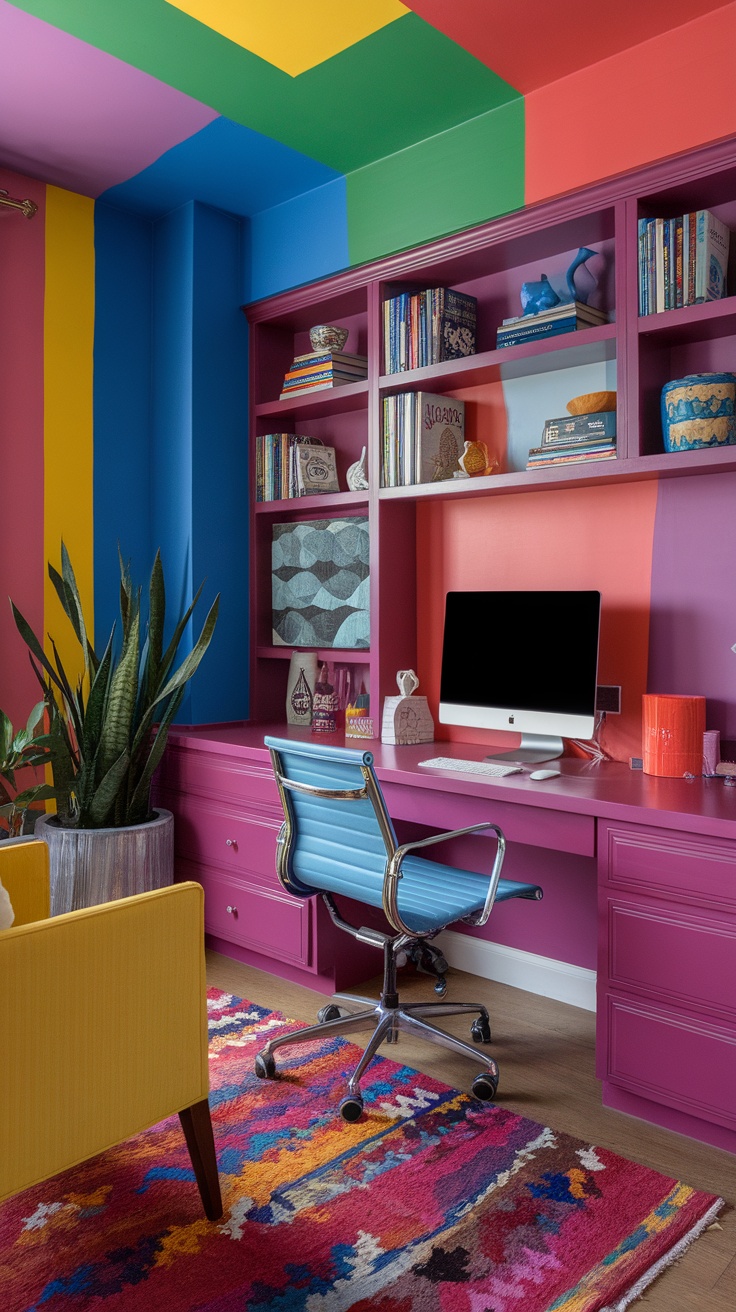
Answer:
[642,694,706,776]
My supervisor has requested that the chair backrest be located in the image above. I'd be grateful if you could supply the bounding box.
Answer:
[0,838,50,927]
[265,737,398,911]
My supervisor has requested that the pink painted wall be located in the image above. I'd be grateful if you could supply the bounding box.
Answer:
[0,167,46,732]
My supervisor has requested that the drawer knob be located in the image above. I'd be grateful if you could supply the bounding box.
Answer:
[226,904,238,916]
[226,838,238,849]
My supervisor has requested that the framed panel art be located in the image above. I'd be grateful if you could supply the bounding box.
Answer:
[272,517,370,648]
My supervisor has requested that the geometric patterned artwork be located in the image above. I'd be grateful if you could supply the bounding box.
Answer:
[164,0,409,77]
[272,516,370,647]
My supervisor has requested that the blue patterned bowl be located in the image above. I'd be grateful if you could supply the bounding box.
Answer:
[661,372,736,452]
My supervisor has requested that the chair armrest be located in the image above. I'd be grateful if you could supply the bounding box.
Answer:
[384,822,506,935]
[0,881,208,1203]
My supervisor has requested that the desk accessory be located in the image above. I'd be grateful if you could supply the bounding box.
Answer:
[286,651,317,726]
[703,729,721,775]
[642,693,706,776]
[381,670,435,745]
[345,686,374,739]
[311,663,340,734]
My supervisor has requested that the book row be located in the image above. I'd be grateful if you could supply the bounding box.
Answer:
[255,434,338,501]
[638,208,731,315]
[383,287,477,375]
[381,391,465,488]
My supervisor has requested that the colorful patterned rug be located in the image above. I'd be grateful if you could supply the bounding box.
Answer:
[1,990,725,1312]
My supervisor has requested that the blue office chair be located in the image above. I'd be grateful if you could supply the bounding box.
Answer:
[256,737,543,1120]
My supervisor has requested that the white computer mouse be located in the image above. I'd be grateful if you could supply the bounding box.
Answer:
[529,769,561,780]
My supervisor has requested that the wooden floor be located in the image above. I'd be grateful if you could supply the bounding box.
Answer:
[207,950,735,1312]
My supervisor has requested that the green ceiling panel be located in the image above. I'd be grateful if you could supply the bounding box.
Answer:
[346,100,525,267]
[10,1,519,173]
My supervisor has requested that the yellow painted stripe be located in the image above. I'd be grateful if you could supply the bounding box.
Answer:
[44,186,95,675]
[165,0,409,77]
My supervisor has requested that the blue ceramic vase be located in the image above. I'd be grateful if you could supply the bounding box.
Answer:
[661,372,736,452]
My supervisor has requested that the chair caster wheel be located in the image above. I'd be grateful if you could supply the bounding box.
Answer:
[318,1004,342,1023]
[434,978,448,997]
[471,1017,492,1044]
[339,1094,364,1122]
[472,1065,499,1102]
[254,1052,276,1080]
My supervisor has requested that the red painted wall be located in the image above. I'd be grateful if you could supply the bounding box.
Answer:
[526,5,736,204]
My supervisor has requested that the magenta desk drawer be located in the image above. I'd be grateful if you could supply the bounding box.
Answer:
[172,801,281,886]
[606,995,736,1131]
[603,823,736,910]
[161,745,279,808]
[607,898,736,1023]
[199,867,310,967]
[381,782,595,856]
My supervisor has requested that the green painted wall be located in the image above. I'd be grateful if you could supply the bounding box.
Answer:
[347,100,525,266]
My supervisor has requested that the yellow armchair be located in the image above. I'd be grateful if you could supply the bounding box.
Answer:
[0,840,222,1220]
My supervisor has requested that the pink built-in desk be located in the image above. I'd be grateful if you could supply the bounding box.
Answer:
[157,723,736,1154]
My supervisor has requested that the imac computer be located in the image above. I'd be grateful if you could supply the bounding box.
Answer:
[439,590,601,764]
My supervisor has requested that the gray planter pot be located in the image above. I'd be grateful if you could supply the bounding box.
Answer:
[34,809,175,916]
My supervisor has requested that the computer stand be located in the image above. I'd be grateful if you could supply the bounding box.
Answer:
[484,734,564,765]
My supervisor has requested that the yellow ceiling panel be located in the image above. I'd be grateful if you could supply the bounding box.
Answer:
[165,0,409,77]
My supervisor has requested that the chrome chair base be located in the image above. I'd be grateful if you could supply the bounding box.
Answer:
[254,986,499,1120]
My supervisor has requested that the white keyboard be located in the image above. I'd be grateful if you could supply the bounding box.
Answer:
[417,757,522,777]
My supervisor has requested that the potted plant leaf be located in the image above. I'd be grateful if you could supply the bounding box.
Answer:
[10,544,219,914]
[0,703,56,839]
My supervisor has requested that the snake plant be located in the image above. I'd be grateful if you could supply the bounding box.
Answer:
[11,544,219,829]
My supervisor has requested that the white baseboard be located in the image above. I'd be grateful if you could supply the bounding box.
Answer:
[436,930,597,1012]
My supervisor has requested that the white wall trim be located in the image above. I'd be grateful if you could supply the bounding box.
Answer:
[436,930,597,1012]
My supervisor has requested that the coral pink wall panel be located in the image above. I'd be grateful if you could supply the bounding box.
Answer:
[525,4,736,205]
[0,169,46,730]
[416,481,659,764]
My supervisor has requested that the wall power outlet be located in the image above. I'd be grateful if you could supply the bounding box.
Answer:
[596,684,622,714]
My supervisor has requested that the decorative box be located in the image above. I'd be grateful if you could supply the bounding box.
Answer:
[661,372,736,452]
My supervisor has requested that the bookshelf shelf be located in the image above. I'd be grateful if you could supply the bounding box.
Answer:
[379,323,617,393]
[255,379,369,420]
[254,490,369,515]
[638,294,736,343]
[256,646,370,663]
[244,134,736,723]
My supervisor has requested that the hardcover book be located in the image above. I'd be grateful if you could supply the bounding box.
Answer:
[295,444,339,495]
[439,288,477,360]
[542,411,617,446]
[416,393,464,483]
[695,209,730,302]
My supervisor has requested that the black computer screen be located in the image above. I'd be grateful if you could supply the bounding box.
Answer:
[440,590,601,718]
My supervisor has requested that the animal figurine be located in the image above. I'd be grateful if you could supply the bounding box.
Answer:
[346,446,369,491]
[564,246,597,304]
[520,273,560,317]
[520,247,599,316]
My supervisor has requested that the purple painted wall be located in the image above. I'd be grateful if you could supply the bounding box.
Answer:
[648,470,736,748]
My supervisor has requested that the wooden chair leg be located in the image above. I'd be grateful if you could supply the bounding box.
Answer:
[179,1098,223,1221]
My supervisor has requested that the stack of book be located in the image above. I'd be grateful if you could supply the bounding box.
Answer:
[256,434,338,501]
[279,349,368,400]
[383,287,477,374]
[382,392,465,487]
[526,410,616,470]
[497,300,609,349]
[638,208,731,315]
